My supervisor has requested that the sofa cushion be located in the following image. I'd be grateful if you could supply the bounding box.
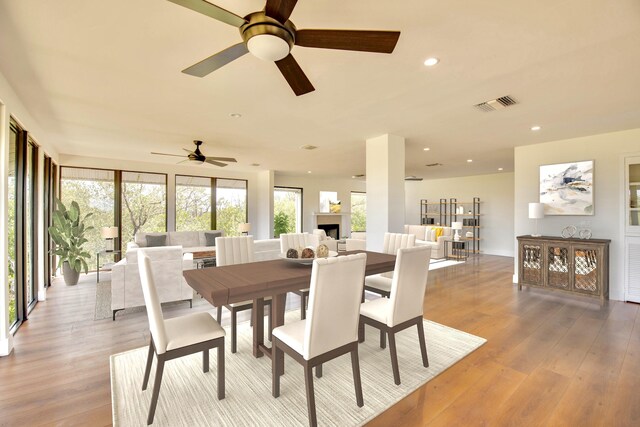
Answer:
[146,234,167,247]
[204,231,223,247]
[168,231,199,248]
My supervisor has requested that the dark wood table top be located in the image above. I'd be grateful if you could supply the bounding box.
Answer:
[183,250,396,306]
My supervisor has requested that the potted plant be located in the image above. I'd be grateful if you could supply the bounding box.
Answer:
[48,199,93,286]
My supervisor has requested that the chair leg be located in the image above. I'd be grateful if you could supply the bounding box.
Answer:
[315,364,323,378]
[216,306,222,324]
[231,308,237,354]
[358,319,365,343]
[203,349,209,373]
[147,357,165,425]
[387,332,401,385]
[417,319,429,368]
[142,340,154,391]
[217,341,225,400]
[350,348,364,407]
[380,329,386,349]
[268,303,273,341]
[272,340,282,398]
[301,293,306,320]
[304,364,318,427]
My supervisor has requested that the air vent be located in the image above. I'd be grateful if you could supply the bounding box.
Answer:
[351,174,365,179]
[300,145,318,150]
[425,163,443,167]
[474,95,517,112]
[405,176,423,181]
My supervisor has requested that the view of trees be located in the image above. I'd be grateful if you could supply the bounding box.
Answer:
[274,188,301,237]
[351,192,366,232]
[175,176,211,232]
[216,182,247,236]
[7,134,16,326]
[120,172,166,249]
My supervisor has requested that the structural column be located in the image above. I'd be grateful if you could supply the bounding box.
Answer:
[254,170,274,240]
[366,134,406,252]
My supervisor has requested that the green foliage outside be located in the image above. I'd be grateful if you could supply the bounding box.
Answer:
[274,189,298,237]
[274,211,292,237]
[176,184,211,231]
[120,181,166,250]
[48,199,94,274]
[351,193,367,232]
[7,175,16,325]
[216,196,246,237]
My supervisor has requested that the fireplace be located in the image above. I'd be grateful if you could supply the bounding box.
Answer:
[318,223,340,240]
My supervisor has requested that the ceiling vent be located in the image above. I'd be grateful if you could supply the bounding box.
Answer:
[300,144,318,150]
[425,162,443,167]
[351,174,366,179]
[405,176,423,181]
[474,95,517,112]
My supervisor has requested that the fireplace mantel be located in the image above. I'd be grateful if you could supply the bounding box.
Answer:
[313,212,351,216]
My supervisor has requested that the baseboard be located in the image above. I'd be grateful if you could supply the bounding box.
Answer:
[0,335,14,357]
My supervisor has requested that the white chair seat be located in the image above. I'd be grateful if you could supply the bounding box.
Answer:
[165,312,226,351]
[228,296,272,308]
[360,298,390,325]
[364,273,393,293]
[272,319,306,357]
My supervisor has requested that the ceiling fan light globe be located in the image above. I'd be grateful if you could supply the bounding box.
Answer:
[247,34,290,61]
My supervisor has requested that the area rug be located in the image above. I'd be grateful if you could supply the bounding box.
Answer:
[110,312,486,426]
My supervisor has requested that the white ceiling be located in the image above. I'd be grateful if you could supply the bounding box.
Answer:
[1,0,639,179]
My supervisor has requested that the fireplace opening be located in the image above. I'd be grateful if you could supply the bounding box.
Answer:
[318,224,340,240]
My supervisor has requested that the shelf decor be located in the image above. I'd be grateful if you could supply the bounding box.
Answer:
[539,160,594,215]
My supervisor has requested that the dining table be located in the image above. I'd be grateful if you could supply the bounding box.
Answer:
[182,250,396,360]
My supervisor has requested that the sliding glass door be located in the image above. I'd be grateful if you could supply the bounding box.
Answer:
[25,138,37,309]
[7,123,18,328]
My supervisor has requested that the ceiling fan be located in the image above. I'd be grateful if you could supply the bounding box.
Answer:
[151,140,237,167]
[167,0,401,96]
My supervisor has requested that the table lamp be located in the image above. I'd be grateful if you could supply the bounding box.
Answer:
[238,223,251,235]
[452,221,463,241]
[101,226,118,252]
[528,203,545,237]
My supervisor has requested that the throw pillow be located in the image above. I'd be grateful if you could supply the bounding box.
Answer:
[146,234,167,247]
[205,231,223,247]
[434,227,444,240]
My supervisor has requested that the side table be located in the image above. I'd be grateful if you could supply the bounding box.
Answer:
[97,250,121,283]
[444,239,470,261]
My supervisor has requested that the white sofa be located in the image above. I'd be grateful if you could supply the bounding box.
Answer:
[128,230,224,253]
[312,229,338,252]
[404,225,452,259]
[111,246,194,320]
[345,231,366,251]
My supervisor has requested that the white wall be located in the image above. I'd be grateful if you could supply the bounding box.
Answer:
[514,128,640,301]
[274,174,366,236]
[405,172,515,257]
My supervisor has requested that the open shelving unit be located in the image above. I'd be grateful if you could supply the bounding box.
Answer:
[420,197,482,253]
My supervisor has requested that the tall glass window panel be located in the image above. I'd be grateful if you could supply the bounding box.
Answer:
[121,172,167,251]
[351,192,366,232]
[216,179,247,236]
[61,168,116,270]
[25,139,36,308]
[176,175,212,231]
[274,187,302,237]
[7,126,18,326]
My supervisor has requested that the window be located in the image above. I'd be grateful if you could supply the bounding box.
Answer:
[121,171,167,250]
[61,167,116,269]
[319,191,338,213]
[351,192,366,232]
[7,124,18,327]
[274,187,302,237]
[175,175,212,231]
[216,179,247,236]
[25,138,37,308]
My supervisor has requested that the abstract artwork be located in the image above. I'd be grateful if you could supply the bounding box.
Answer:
[540,160,594,215]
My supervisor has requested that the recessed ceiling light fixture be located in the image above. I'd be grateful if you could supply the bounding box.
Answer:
[467,159,473,163]
[251,163,260,167]
[230,113,242,118]
[300,145,318,150]
[498,167,504,171]
[423,147,430,151]
[423,57,439,67]
[307,171,312,174]
[531,125,541,131]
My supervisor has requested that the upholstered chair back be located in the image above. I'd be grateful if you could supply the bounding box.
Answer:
[138,250,169,354]
[280,233,320,253]
[303,253,367,360]
[312,229,328,240]
[215,236,255,266]
[382,233,416,255]
[388,246,432,327]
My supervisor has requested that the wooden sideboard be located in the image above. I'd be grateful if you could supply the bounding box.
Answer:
[517,235,610,301]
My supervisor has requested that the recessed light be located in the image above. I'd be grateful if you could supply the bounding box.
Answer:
[423,147,430,151]
[300,145,318,150]
[498,167,504,171]
[423,57,439,67]
[307,171,312,174]
[251,163,260,167]
[531,125,541,131]
[230,113,242,118]
[467,159,473,163]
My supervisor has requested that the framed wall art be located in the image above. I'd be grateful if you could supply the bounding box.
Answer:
[540,160,594,215]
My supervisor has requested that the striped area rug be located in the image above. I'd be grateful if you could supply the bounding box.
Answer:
[111,311,485,426]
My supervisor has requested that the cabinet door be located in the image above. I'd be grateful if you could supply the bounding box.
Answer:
[520,241,543,286]
[546,243,571,290]
[572,244,601,296]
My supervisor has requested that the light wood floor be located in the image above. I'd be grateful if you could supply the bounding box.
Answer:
[1,255,638,426]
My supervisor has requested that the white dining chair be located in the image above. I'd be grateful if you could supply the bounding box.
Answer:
[279,232,321,320]
[215,236,272,353]
[359,245,431,385]
[272,253,367,427]
[364,232,416,299]
[138,250,225,425]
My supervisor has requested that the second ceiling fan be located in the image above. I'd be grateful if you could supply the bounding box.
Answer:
[167,0,401,96]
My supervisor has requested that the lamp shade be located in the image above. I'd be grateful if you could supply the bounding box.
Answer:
[452,221,463,230]
[100,226,118,239]
[238,223,251,233]
[529,203,545,219]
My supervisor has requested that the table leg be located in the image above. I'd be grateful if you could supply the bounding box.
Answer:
[253,293,286,364]
[252,297,265,358]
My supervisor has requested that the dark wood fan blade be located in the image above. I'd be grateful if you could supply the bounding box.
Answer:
[275,54,315,96]
[265,0,298,24]
[182,148,195,154]
[295,29,400,53]
[166,0,246,27]
[207,156,237,162]
[205,158,228,167]
[151,152,185,158]
[182,43,249,77]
